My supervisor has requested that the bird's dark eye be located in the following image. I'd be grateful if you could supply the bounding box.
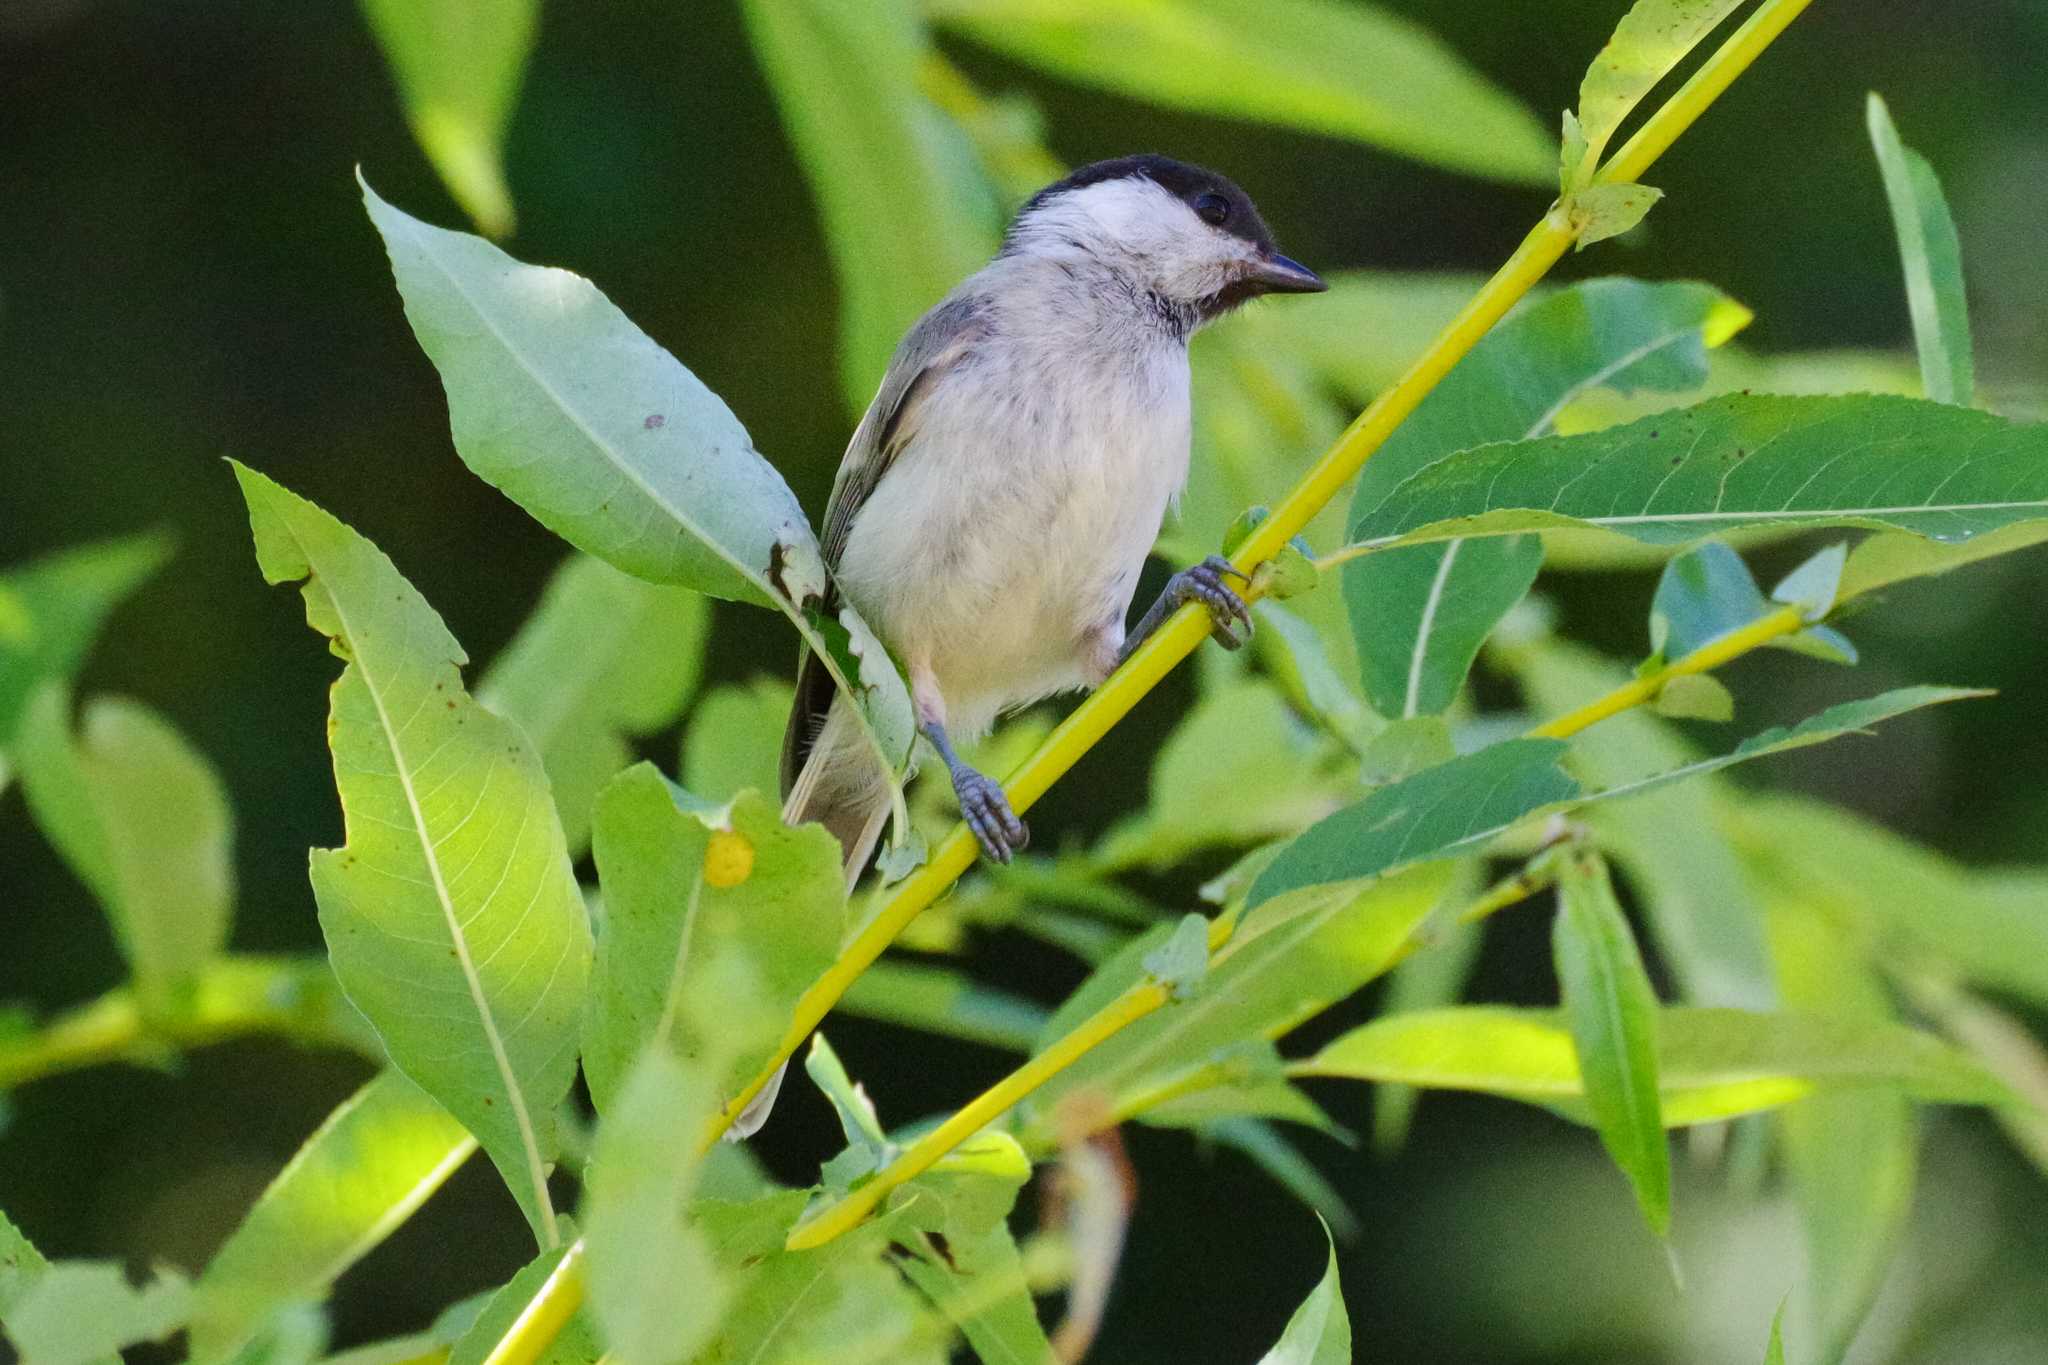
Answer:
[1194,192,1231,226]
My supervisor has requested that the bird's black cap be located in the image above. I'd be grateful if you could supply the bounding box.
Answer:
[1014,153,1281,254]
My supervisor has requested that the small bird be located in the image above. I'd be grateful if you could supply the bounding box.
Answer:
[782,154,1326,879]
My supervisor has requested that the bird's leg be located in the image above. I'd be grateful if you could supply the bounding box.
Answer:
[911,663,1027,863]
[1119,555,1254,664]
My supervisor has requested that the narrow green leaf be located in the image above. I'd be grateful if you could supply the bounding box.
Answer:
[1205,1120,1362,1242]
[583,1048,732,1365]
[479,555,709,855]
[1567,0,1744,189]
[682,678,793,806]
[190,1071,477,1363]
[890,1124,1046,1365]
[1554,849,1669,1235]
[1763,1301,1788,1365]
[1866,93,1973,406]
[234,463,591,1246]
[929,0,1553,186]
[359,0,534,237]
[581,767,841,1117]
[1348,394,2048,551]
[16,687,234,1011]
[0,530,172,756]
[1840,520,2048,599]
[839,960,1049,1053]
[1345,280,1747,719]
[1246,741,1578,912]
[1256,1230,1349,1364]
[1300,1005,2007,1120]
[743,0,998,411]
[1131,1043,1347,1140]
[361,178,918,791]
[4,1261,191,1365]
[691,1212,940,1365]
[1371,860,1487,1153]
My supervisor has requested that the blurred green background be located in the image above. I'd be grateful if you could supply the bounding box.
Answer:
[4,1,2046,1360]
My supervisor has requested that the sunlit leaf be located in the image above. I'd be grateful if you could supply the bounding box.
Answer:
[15,687,234,1012]
[1564,0,1744,190]
[359,179,918,792]
[359,0,536,237]
[889,1125,1046,1365]
[1867,93,1973,406]
[1569,182,1663,247]
[190,1071,476,1362]
[1347,394,2048,551]
[584,1048,732,1365]
[0,530,172,758]
[581,767,841,1119]
[235,463,591,1246]
[929,0,1552,186]
[1764,1301,1788,1365]
[1346,280,1746,719]
[1840,520,2048,599]
[448,1246,601,1365]
[479,554,709,855]
[743,0,999,411]
[1553,848,1669,1235]
[1255,1230,1349,1364]
[1300,1004,2005,1121]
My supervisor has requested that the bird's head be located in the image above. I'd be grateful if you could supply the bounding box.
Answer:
[1002,154,1326,333]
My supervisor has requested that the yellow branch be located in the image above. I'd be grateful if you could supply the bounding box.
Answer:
[1528,605,1806,739]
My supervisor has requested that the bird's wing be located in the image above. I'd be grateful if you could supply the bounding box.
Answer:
[780,292,989,797]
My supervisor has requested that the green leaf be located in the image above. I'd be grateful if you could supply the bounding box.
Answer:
[1764,1301,1788,1365]
[1205,1120,1361,1241]
[1568,181,1663,247]
[583,1048,732,1365]
[1566,0,1744,190]
[1371,860,1487,1153]
[1866,93,1973,406]
[1649,540,1770,660]
[1299,1005,2004,1121]
[0,530,172,757]
[1347,394,2048,551]
[1840,520,2048,600]
[448,1246,602,1365]
[0,1209,116,1365]
[190,1070,476,1363]
[1345,280,1747,719]
[478,555,709,855]
[807,1032,889,1177]
[682,678,794,806]
[15,687,235,1011]
[1130,1042,1346,1139]
[581,767,841,1118]
[1553,848,1669,1235]
[743,0,999,411]
[928,0,1552,186]
[1143,913,1211,1001]
[359,180,918,790]
[889,1126,1045,1365]
[234,463,591,1247]
[1770,542,1847,623]
[839,960,1049,1053]
[1652,673,1734,722]
[1256,602,1372,746]
[1246,740,1578,912]
[1030,863,1453,1128]
[1256,1230,1349,1364]
[4,1261,192,1365]
[359,0,536,237]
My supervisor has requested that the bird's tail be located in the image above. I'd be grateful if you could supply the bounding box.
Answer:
[782,694,893,891]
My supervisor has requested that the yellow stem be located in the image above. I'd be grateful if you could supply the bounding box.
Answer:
[1528,605,1806,740]
[479,1241,587,1365]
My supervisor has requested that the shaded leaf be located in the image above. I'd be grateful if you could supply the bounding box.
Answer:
[744,0,998,411]
[0,530,172,756]
[4,1261,191,1365]
[1348,394,2048,550]
[1205,1119,1361,1242]
[448,1246,601,1365]
[1653,673,1733,722]
[682,678,793,805]
[1299,1005,2004,1120]
[1770,541,1847,622]
[929,0,1552,186]
[1840,520,2048,600]
[359,0,536,236]
[581,767,841,1118]
[839,961,1049,1053]
[190,1070,476,1362]
[479,554,709,854]
[15,688,233,1011]
[0,1209,117,1365]
[1650,540,1770,660]
[235,463,590,1245]
[1867,93,1973,406]
[1553,849,1669,1234]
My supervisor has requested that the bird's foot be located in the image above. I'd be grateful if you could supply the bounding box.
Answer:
[952,765,1028,863]
[1165,555,1254,649]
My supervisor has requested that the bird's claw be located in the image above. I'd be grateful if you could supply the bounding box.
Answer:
[953,766,1028,863]
[1169,555,1254,650]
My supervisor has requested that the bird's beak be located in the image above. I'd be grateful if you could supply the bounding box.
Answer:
[1245,252,1327,295]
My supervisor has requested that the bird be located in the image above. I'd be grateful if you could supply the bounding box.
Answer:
[781,154,1326,883]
